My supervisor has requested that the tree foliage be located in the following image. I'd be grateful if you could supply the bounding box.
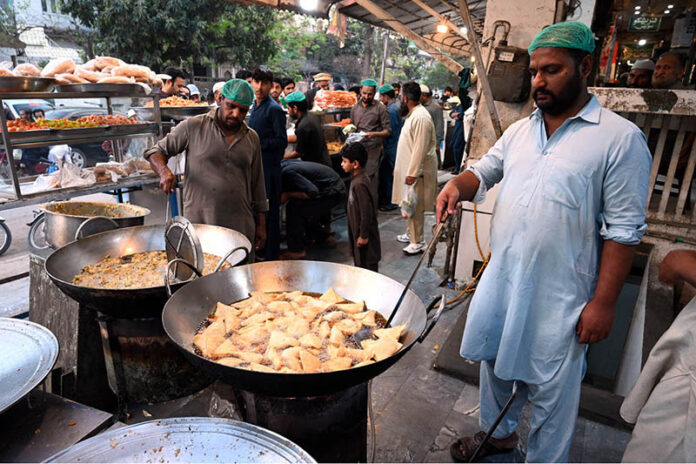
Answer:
[57,0,462,87]
[422,62,459,91]
[201,3,277,69]
[60,0,277,71]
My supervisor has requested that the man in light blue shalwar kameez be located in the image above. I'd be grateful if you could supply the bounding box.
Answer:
[436,22,652,463]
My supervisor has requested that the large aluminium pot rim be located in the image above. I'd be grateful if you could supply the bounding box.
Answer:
[161,260,426,394]
[44,223,251,295]
[41,200,151,220]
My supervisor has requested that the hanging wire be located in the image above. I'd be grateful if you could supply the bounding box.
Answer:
[445,203,490,305]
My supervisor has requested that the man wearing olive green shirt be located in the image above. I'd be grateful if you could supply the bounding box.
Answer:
[145,79,268,252]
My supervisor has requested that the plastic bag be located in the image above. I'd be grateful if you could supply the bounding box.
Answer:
[400,184,418,218]
[48,145,71,164]
[60,162,95,187]
[31,172,61,192]
[345,131,367,145]
[29,163,94,192]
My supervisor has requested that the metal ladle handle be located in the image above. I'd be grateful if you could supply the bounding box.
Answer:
[468,381,519,463]
[165,258,202,298]
[418,294,446,343]
[74,216,120,240]
[214,246,250,272]
[418,293,447,343]
[386,214,449,327]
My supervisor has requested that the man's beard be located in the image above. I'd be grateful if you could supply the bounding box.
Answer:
[221,117,241,131]
[399,102,409,117]
[533,74,583,115]
[651,76,675,89]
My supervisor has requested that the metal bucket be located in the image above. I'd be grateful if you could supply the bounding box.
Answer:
[41,201,151,249]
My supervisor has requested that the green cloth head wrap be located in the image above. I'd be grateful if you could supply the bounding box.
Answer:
[528,21,595,55]
[361,78,378,87]
[378,84,394,93]
[285,91,306,103]
[220,79,255,107]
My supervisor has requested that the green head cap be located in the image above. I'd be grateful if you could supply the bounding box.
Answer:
[360,78,378,87]
[378,84,394,94]
[528,21,595,55]
[284,91,306,103]
[220,79,254,107]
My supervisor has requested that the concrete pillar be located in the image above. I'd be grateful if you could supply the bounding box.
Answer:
[468,0,557,159]
[455,0,558,282]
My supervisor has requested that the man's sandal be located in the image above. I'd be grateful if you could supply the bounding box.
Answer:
[449,431,517,462]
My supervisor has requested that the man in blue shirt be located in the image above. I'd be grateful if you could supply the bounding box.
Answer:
[437,22,652,462]
[378,84,402,211]
[249,67,288,261]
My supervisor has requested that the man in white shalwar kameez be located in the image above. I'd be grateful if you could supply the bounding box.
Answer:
[621,249,696,463]
[391,81,438,255]
[436,22,652,462]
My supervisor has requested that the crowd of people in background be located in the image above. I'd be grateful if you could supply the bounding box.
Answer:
[617,50,689,90]
[147,63,462,270]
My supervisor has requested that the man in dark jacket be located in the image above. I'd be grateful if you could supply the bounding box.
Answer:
[249,67,288,260]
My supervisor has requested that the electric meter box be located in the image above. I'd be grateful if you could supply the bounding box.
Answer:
[487,42,531,103]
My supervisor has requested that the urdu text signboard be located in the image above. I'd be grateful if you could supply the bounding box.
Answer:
[629,16,662,32]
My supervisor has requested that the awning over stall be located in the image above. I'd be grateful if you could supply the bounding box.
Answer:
[232,0,485,73]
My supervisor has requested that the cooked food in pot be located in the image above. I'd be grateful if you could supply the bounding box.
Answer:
[44,201,147,219]
[194,288,406,374]
[73,251,228,289]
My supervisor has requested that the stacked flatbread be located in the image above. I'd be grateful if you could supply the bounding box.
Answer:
[2,57,163,87]
[194,289,406,374]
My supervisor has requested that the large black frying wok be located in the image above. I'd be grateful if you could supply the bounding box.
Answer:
[44,224,251,318]
[162,261,444,397]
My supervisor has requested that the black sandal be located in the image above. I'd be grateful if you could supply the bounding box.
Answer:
[449,431,516,462]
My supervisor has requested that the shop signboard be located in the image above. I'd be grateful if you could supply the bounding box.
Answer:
[672,12,696,48]
[629,16,662,32]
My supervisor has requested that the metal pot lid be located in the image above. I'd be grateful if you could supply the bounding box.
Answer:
[0,318,58,414]
[165,216,204,281]
[46,417,316,463]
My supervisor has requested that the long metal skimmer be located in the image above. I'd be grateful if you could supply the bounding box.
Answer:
[385,215,449,327]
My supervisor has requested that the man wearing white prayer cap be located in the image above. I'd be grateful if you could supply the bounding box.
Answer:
[628,59,655,89]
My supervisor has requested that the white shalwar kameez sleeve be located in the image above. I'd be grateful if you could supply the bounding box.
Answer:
[460,96,651,462]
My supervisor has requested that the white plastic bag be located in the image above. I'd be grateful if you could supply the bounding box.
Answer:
[345,131,367,145]
[60,162,95,187]
[400,184,418,218]
[31,172,61,192]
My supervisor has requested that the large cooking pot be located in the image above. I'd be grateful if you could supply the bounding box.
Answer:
[40,201,151,249]
[46,417,316,463]
[162,261,444,397]
[44,223,251,318]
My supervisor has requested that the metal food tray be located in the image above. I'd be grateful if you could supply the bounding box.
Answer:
[0,76,55,92]
[103,123,157,135]
[314,107,352,114]
[4,124,157,144]
[53,126,109,138]
[46,417,316,463]
[0,318,58,413]
[6,129,54,141]
[54,83,149,95]
[131,105,211,121]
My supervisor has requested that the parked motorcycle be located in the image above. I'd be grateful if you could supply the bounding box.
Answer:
[27,210,49,254]
[0,216,11,256]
